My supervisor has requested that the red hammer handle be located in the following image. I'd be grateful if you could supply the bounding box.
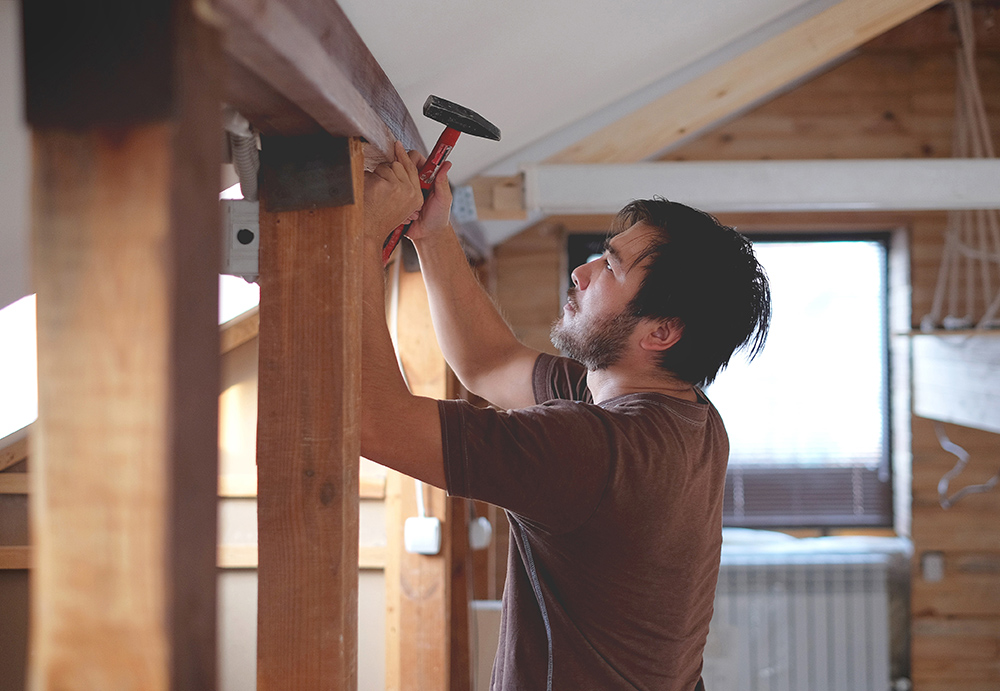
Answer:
[381,127,462,265]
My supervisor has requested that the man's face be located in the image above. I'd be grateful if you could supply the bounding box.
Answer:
[550,223,658,370]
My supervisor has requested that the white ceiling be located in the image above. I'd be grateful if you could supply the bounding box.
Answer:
[337,0,836,181]
[0,0,936,310]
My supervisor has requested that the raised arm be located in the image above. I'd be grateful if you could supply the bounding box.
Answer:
[360,143,445,487]
[406,158,540,410]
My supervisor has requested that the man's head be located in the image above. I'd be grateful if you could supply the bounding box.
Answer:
[552,198,770,387]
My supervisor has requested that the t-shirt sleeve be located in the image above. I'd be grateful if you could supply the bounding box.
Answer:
[532,352,592,404]
[438,397,612,533]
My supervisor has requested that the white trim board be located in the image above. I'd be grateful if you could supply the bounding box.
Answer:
[523,159,1000,214]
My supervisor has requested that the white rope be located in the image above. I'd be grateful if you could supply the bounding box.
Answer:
[923,0,1000,331]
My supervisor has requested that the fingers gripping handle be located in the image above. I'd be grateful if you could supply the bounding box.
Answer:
[381,127,461,265]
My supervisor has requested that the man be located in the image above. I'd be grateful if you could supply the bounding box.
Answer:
[361,142,771,691]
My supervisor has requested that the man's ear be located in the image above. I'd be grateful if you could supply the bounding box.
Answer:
[639,318,684,353]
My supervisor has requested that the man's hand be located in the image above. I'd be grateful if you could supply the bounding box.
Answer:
[363,141,423,246]
[405,154,453,244]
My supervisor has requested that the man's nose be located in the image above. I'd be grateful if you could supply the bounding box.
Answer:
[571,260,594,290]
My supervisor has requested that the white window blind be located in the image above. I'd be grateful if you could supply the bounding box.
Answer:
[706,236,892,527]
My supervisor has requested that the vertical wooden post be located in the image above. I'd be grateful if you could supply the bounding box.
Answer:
[256,135,364,690]
[24,2,222,689]
[384,268,471,691]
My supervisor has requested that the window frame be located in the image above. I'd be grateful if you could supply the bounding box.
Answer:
[564,228,899,530]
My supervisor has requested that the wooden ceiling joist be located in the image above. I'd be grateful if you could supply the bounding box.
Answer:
[212,0,425,160]
[523,159,1000,214]
[546,0,942,164]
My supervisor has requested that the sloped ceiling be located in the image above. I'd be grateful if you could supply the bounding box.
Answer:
[0,0,944,310]
[337,0,838,180]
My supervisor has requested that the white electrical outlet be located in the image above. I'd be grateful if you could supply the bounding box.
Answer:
[404,516,442,555]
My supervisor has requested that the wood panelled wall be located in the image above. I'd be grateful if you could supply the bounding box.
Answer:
[493,8,1000,691]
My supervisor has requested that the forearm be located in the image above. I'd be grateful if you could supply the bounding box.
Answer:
[412,227,533,398]
[360,236,445,487]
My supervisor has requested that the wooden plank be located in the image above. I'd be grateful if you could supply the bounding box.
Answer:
[912,618,1000,688]
[211,0,424,163]
[0,546,31,570]
[216,545,385,570]
[25,2,222,688]
[217,471,386,499]
[546,0,941,163]
[524,159,1000,214]
[0,474,28,494]
[0,432,29,472]
[220,306,260,355]
[255,136,364,690]
[3,545,386,572]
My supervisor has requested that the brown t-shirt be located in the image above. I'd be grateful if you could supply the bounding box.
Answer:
[439,353,728,691]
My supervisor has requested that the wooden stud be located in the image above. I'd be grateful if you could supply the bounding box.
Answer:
[0,432,29,472]
[24,2,222,689]
[384,268,471,691]
[255,136,364,690]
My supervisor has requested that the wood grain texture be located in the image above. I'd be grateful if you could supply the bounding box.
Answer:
[30,122,220,691]
[213,0,424,163]
[27,6,222,687]
[0,433,29,472]
[220,306,260,355]
[547,0,941,163]
[255,137,364,690]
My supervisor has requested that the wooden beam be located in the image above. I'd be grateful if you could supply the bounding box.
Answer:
[215,544,386,571]
[255,136,364,690]
[220,306,260,355]
[0,474,28,494]
[211,0,424,162]
[546,0,941,163]
[0,546,31,570]
[523,160,1000,214]
[0,430,29,472]
[23,1,222,689]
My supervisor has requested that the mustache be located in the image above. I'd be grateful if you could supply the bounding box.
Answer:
[566,287,578,309]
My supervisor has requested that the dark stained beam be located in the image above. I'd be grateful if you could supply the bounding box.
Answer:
[212,0,425,162]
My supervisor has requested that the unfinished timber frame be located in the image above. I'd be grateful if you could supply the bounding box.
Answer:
[20,0,469,688]
[23,1,222,689]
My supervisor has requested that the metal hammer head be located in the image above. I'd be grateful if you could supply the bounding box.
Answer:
[423,95,501,141]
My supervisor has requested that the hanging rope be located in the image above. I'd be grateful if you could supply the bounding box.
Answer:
[922,0,1000,331]
[934,421,1000,508]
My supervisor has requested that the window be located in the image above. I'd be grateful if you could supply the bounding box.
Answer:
[706,235,892,528]
[566,232,894,528]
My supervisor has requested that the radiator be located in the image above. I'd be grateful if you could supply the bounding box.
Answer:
[703,536,910,691]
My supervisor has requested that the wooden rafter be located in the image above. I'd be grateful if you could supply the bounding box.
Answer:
[545,0,941,164]
[211,0,425,162]
[0,429,29,472]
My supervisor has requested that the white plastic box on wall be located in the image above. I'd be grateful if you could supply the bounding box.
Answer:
[221,199,259,283]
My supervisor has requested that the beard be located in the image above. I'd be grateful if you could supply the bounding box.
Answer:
[550,296,640,371]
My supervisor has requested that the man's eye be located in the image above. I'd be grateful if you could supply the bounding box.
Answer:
[605,259,613,270]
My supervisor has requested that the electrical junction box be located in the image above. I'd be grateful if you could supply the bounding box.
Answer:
[404,516,442,555]
[221,199,259,282]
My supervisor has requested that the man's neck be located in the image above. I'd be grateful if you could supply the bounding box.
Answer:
[586,366,698,404]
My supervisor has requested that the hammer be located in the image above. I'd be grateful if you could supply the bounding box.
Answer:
[382,95,501,265]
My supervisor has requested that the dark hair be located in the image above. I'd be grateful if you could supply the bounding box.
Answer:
[612,198,771,387]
